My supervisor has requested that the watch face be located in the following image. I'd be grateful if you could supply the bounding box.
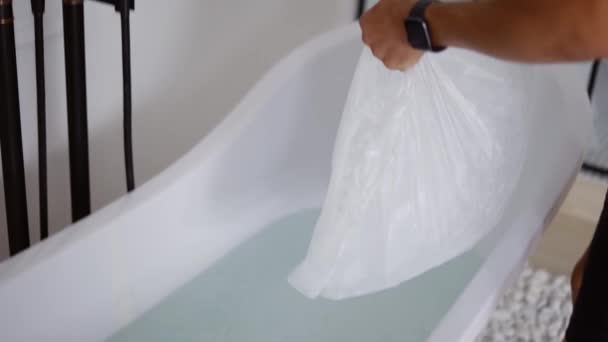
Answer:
[405,18,431,50]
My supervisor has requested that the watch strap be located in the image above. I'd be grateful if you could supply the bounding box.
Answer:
[406,0,445,52]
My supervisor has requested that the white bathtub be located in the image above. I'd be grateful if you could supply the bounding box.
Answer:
[0,19,588,342]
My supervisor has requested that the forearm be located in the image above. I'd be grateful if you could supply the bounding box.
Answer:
[427,0,608,62]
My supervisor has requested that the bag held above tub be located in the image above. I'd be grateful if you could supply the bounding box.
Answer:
[288,47,586,300]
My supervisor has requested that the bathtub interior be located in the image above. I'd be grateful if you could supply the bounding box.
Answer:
[108,54,591,342]
[106,102,585,342]
[109,209,485,342]
[0,0,355,260]
[105,124,584,342]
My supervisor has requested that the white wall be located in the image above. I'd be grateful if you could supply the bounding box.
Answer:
[0,0,358,261]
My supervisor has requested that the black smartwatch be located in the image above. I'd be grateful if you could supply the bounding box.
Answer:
[405,0,446,52]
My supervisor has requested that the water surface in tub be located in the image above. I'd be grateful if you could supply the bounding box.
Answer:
[109,210,483,342]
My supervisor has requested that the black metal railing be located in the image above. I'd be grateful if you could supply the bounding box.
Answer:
[0,0,135,256]
[0,0,31,255]
[32,0,48,240]
[63,0,92,222]
[582,59,605,177]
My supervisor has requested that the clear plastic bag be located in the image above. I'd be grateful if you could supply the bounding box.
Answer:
[289,47,586,300]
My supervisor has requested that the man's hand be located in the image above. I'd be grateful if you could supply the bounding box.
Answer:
[361,0,608,67]
[359,0,422,71]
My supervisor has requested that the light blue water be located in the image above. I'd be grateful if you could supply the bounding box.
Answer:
[109,210,483,342]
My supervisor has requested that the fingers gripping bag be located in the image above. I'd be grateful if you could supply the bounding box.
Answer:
[288,46,547,300]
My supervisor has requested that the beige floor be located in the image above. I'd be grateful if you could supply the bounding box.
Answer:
[530,174,607,275]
